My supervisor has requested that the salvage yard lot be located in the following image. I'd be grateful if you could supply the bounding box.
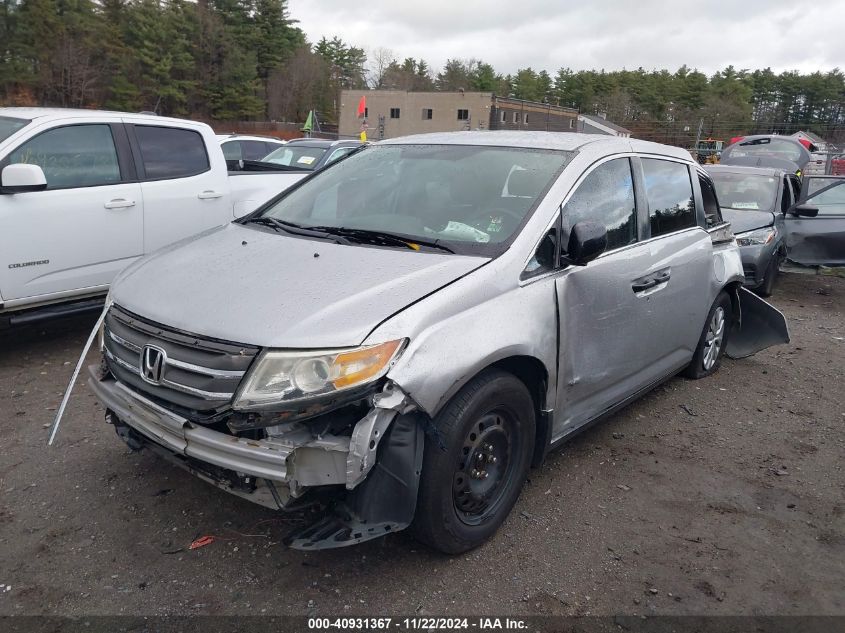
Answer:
[0,272,843,616]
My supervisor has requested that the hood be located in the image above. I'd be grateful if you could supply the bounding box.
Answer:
[722,208,775,234]
[112,223,489,348]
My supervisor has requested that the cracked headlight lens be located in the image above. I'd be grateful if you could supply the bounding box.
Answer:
[233,339,405,409]
[736,227,776,246]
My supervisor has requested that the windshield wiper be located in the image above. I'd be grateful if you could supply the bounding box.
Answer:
[307,226,455,254]
[243,217,351,244]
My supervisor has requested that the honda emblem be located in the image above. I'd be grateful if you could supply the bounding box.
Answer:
[141,345,167,385]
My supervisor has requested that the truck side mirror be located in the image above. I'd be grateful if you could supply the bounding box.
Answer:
[563,221,607,266]
[0,164,47,194]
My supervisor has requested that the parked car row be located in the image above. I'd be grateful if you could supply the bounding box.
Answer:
[53,130,791,554]
[702,136,845,296]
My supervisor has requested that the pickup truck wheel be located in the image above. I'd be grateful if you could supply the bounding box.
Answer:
[682,291,732,379]
[411,369,535,554]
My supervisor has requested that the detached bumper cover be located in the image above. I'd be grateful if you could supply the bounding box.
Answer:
[726,287,790,359]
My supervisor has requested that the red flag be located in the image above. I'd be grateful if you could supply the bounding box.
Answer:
[357,95,366,118]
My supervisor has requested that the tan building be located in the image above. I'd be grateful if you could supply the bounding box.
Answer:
[339,90,579,140]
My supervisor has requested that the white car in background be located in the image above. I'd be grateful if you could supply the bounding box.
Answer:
[0,108,307,327]
[216,134,286,162]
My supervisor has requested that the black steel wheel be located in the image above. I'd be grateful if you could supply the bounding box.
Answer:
[412,369,535,554]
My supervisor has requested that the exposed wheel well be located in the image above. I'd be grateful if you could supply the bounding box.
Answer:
[724,281,743,327]
[489,356,550,468]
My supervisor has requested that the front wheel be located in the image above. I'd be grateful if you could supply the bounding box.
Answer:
[411,369,535,554]
[682,291,732,379]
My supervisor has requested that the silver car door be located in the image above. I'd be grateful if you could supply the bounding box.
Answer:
[631,157,715,379]
[553,157,658,436]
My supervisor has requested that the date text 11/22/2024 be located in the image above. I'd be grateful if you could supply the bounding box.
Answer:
[307,618,528,630]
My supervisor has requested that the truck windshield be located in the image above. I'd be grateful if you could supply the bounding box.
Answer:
[711,172,778,212]
[256,144,573,255]
[0,116,29,144]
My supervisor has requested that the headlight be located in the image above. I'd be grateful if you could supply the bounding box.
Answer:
[233,339,405,410]
[736,227,776,246]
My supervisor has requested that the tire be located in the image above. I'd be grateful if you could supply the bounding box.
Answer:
[411,369,535,554]
[682,291,732,379]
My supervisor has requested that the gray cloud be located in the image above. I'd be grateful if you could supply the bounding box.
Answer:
[288,0,845,76]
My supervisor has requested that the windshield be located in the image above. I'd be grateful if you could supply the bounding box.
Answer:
[262,145,327,169]
[255,144,573,255]
[0,116,29,144]
[710,172,778,211]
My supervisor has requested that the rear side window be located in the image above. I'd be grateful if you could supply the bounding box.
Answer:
[562,157,637,251]
[135,125,209,180]
[8,124,121,189]
[221,140,242,161]
[642,159,696,237]
[241,141,271,161]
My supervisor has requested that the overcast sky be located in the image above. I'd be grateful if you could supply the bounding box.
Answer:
[288,0,845,77]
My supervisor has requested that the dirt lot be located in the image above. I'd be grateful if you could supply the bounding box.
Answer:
[0,272,843,617]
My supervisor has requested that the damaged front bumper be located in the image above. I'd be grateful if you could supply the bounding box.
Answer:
[88,366,424,548]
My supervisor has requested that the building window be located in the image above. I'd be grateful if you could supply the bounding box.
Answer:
[523,114,528,124]
[513,112,520,124]
[569,119,575,129]
[390,108,400,119]
[500,111,506,123]
[457,109,469,120]
[422,108,433,120]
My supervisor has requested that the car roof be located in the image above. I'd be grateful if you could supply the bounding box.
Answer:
[0,106,193,127]
[705,164,786,177]
[378,131,693,160]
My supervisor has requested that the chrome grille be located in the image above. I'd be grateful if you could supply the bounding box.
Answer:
[103,305,259,413]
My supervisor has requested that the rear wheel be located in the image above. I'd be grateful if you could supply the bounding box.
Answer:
[682,291,732,379]
[411,369,535,554]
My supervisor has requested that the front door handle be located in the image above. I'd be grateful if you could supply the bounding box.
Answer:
[632,278,658,292]
[104,198,136,209]
[632,269,671,293]
[197,190,224,200]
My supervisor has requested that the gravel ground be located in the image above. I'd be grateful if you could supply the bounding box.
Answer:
[0,272,843,617]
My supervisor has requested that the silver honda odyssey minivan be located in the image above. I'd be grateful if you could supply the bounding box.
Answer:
[87,132,789,553]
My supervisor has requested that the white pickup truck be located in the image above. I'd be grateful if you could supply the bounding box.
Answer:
[0,108,309,327]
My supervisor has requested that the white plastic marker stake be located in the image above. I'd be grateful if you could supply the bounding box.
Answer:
[47,304,109,446]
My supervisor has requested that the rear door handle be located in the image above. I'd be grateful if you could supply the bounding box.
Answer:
[197,190,224,200]
[104,198,136,209]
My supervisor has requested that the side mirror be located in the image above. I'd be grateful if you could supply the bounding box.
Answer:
[790,203,819,218]
[1,164,47,194]
[563,221,607,266]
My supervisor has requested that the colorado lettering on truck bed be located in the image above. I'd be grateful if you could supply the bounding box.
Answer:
[0,107,310,328]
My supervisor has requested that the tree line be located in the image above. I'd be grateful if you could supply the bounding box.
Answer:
[2,0,845,143]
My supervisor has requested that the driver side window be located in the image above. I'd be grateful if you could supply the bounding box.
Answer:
[8,124,121,189]
[562,158,637,252]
